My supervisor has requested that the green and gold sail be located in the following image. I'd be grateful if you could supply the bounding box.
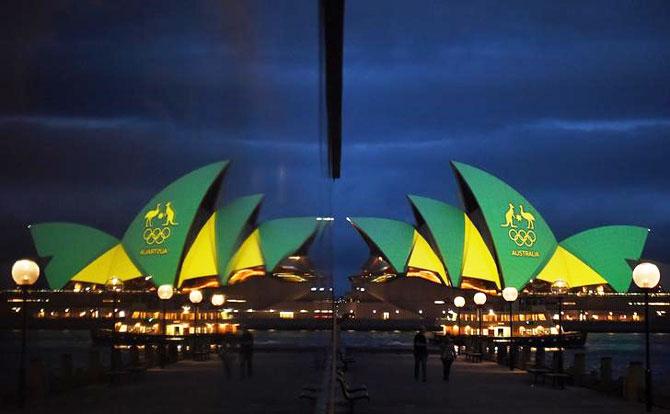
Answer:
[216,194,264,285]
[259,217,321,273]
[121,161,229,287]
[348,217,415,273]
[408,195,465,286]
[30,223,123,289]
[560,226,649,292]
[452,162,558,290]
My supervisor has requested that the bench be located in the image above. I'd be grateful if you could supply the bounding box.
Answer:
[338,350,356,372]
[465,352,483,363]
[543,372,570,389]
[300,371,369,412]
[193,351,210,361]
[300,370,367,396]
[127,365,147,380]
[337,376,369,413]
[107,370,131,385]
[526,367,551,385]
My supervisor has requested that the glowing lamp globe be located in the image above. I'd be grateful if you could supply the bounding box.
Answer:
[105,276,124,292]
[453,296,466,308]
[211,294,225,307]
[157,284,174,300]
[551,279,569,295]
[633,262,661,289]
[502,287,519,303]
[473,292,487,306]
[189,289,203,304]
[12,259,40,286]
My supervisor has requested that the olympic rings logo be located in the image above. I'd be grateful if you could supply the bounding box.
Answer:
[143,227,171,245]
[508,229,536,247]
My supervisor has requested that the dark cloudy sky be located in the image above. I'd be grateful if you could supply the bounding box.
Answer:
[1,1,669,292]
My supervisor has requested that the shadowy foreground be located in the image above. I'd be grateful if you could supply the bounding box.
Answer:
[8,352,669,414]
[341,353,670,414]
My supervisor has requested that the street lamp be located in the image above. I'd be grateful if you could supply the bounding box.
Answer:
[211,294,225,334]
[12,259,40,409]
[189,289,203,333]
[633,262,661,412]
[453,296,465,336]
[157,284,174,368]
[473,292,487,354]
[502,287,518,371]
[211,293,225,307]
[105,277,124,375]
[551,279,569,373]
[189,289,203,357]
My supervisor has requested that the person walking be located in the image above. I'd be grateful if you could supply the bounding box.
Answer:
[218,340,233,380]
[440,335,457,382]
[413,327,428,382]
[239,329,254,379]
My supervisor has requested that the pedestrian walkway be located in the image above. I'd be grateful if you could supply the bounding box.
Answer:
[11,352,322,414]
[340,353,670,414]
[10,351,669,414]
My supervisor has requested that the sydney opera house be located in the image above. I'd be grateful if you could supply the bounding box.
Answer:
[4,160,666,334]
[29,161,325,292]
[348,161,649,294]
[13,161,331,334]
[343,161,661,330]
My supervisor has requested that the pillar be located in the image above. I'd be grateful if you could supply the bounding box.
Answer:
[87,349,104,382]
[520,346,531,370]
[535,347,546,368]
[600,357,612,384]
[572,353,586,386]
[623,361,644,401]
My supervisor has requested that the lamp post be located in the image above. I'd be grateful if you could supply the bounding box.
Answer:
[157,284,174,368]
[473,292,487,354]
[189,289,203,333]
[633,262,661,412]
[551,279,569,373]
[453,296,465,336]
[211,293,225,331]
[105,277,124,375]
[12,259,40,410]
[189,289,203,357]
[502,287,519,371]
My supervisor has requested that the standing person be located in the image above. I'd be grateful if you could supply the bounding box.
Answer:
[239,329,254,379]
[413,327,428,382]
[218,340,233,380]
[440,335,457,382]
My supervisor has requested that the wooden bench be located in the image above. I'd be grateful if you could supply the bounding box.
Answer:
[465,352,483,363]
[193,351,210,361]
[127,365,147,380]
[338,351,356,372]
[543,372,570,389]
[526,367,551,385]
[337,376,369,413]
[108,370,131,385]
[300,370,367,397]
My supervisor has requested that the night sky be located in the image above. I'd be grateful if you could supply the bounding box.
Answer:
[1,1,669,292]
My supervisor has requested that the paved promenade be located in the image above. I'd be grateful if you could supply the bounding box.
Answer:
[9,351,669,414]
[341,353,670,414]
[12,352,322,414]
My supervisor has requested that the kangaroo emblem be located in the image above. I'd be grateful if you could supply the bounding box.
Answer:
[501,203,517,228]
[144,203,162,227]
[518,204,535,229]
[163,202,178,226]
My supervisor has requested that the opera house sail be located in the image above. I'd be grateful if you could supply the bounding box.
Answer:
[348,161,649,294]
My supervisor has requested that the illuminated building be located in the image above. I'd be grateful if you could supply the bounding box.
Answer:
[28,161,324,291]
[348,161,650,294]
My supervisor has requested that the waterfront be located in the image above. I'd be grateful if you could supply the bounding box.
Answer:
[1,329,669,406]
